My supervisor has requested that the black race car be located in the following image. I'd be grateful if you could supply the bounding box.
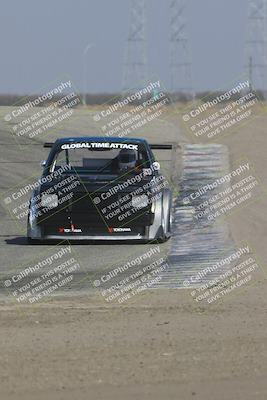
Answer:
[27,137,173,243]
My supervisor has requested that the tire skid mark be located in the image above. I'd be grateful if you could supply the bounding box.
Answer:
[154,144,236,288]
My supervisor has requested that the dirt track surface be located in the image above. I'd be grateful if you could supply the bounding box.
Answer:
[1,284,267,400]
[0,105,267,399]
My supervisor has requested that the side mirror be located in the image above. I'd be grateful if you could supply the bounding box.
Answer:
[40,160,46,168]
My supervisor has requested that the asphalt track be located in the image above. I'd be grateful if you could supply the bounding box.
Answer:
[0,106,234,301]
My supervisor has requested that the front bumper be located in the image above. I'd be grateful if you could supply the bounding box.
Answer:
[28,190,165,242]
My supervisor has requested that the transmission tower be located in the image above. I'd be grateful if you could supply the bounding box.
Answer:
[245,0,267,98]
[170,0,194,101]
[122,0,148,94]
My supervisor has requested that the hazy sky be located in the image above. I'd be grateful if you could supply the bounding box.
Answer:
[0,0,247,94]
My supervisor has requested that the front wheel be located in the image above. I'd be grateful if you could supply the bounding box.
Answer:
[157,196,172,243]
[27,214,42,244]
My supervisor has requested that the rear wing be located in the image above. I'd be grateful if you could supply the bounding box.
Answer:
[149,143,180,150]
[149,144,173,150]
[44,142,54,148]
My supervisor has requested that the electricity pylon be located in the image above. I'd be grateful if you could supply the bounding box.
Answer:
[170,0,194,101]
[245,0,267,99]
[122,0,148,94]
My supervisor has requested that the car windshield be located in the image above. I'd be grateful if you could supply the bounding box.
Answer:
[49,143,150,178]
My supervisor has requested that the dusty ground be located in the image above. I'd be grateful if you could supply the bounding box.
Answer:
[1,283,266,400]
[0,105,266,399]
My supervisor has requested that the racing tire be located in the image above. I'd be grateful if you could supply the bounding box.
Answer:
[27,214,42,244]
[157,196,172,243]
